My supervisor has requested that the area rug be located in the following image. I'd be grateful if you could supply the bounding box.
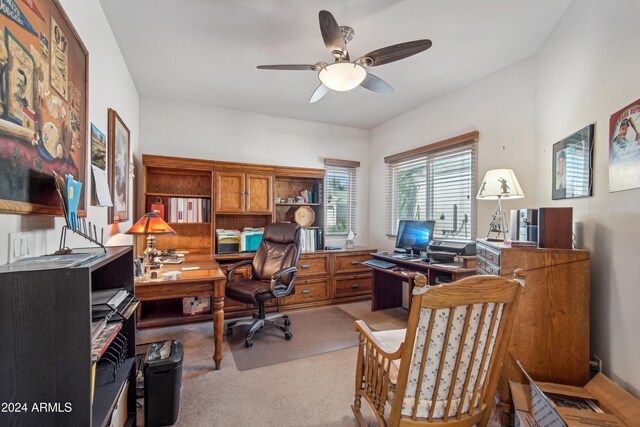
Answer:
[226,306,359,371]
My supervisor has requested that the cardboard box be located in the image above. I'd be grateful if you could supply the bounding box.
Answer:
[510,363,640,427]
[182,296,211,315]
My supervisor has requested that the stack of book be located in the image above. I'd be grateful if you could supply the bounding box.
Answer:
[298,189,319,203]
[166,197,211,223]
[302,228,323,251]
[503,240,538,248]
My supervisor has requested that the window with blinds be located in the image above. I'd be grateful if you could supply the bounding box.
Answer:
[386,139,477,240]
[325,164,357,235]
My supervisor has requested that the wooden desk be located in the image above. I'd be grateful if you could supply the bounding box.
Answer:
[370,252,476,311]
[135,256,227,370]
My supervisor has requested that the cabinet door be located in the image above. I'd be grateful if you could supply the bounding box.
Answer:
[246,174,272,213]
[215,172,245,213]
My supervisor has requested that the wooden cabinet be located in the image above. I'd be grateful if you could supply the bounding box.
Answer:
[215,171,272,214]
[476,239,590,424]
[0,247,137,426]
[331,249,374,300]
[143,155,326,256]
[142,155,377,320]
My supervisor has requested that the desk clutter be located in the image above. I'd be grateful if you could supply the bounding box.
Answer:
[216,227,264,253]
[91,288,139,389]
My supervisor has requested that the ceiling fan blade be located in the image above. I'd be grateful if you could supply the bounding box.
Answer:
[359,39,432,67]
[257,64,320,71]
[319,10,347,59]
[360,73,393,94]
[309,84,329,103]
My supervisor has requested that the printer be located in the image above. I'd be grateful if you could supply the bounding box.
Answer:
[428,239,477,256]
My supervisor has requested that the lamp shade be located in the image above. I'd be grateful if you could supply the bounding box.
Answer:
[126,211,176,235]
[477,169,524,200]
[318,62,366,91]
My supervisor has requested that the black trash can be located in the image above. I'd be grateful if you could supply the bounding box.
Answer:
[144,340,183,427]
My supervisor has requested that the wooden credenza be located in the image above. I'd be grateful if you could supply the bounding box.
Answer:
[216,248,376,318]
[476,239,590,425]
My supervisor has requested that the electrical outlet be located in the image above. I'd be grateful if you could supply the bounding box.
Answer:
[590,355,603,373]
[8,231,35,263]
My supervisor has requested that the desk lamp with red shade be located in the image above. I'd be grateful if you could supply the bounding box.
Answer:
[126,211,175,279]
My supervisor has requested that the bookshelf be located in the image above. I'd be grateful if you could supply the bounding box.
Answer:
[0,246,136,426]
[274,174,325,250]
[143,159,214,254]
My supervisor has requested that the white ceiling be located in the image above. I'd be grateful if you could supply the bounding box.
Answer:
[99,0,571,130]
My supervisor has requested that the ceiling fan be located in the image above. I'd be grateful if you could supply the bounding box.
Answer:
[257,10,432,103]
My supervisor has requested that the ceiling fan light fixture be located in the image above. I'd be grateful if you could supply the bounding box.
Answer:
[318,62,366,91]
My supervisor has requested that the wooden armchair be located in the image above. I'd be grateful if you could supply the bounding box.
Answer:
[352,271,524,427]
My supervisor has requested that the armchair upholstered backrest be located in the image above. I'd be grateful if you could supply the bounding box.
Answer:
[353,272,524,427]
[251,222,303,285]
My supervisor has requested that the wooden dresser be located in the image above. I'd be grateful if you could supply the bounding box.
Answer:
[476,239,590,425]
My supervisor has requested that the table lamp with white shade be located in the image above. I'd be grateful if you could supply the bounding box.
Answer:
[476,169,524,241]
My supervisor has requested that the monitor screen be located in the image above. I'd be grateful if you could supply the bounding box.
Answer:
[395,220,435,251]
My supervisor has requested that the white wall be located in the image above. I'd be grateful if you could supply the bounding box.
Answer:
[0,0,139,265]
[369,58,537,252]
[369,0,640,396]
[140,98,370,246]
[533,0,640,395]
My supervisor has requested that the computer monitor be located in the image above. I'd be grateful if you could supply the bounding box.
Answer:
[395,220,435,255]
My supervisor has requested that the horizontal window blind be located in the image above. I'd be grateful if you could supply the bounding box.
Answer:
[325,165,357,235]
[387,141,477,240]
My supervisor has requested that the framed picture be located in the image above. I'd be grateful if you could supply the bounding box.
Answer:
[552,124,594,200]
[108,108,130,223]
[609,99,640,192]
[0,0,88,215]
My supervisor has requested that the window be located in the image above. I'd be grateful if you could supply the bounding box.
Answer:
[324,159,359,235]
[386,133,478,240]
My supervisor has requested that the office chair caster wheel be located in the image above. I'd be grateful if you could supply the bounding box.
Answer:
[284,331,293,340]
[283,316,291,326]
[244,339,253,348]
[226,327,233,336]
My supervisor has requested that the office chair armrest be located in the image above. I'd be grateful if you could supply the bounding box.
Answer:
[269,266,298,297]
[226,259,253,281]
[353,320,404,359]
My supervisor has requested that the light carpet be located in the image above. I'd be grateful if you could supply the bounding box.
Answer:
[135,301,500,426]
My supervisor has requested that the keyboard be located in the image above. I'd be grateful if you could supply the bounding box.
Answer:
[363,259,397,269]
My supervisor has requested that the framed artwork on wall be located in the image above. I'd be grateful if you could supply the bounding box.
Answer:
[108,108,130,223]
[552,124,594,200]
[0,0,88,215]
[609,99,640,192]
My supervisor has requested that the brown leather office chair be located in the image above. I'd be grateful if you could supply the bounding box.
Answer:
[225,222,303,348]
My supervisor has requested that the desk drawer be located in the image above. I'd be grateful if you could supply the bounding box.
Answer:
[476,257,500,276]
[136,282,213,300]
[297,254,329,277]
[334,253,374,274]
[333,274,372,298]
[478,244,501,266]
[282,279,329,305]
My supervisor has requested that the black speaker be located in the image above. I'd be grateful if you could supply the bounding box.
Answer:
[144,340,183,427]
